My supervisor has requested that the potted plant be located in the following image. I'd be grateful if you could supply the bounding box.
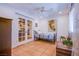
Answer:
[62,37,73,48]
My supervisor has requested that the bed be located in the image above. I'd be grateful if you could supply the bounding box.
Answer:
[34,31,56,42]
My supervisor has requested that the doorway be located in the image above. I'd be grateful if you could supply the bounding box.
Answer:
[0,17,12,56]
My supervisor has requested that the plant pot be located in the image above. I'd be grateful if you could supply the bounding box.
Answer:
[63,45,72,49]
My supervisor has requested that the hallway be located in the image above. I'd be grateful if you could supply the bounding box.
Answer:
[12,40,56,56]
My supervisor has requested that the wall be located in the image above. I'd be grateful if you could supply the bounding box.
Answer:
[57,15,69,41]
[0,5,34,48]
[33,19,49,34]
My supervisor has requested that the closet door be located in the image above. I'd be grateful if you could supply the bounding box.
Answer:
[0,17,12,56]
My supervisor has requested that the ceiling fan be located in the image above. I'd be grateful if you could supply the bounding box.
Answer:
[33,6,50,13]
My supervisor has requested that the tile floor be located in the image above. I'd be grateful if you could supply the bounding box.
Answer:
[12,40,56,56]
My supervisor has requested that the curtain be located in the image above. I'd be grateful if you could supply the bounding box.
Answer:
[71,4,79,56]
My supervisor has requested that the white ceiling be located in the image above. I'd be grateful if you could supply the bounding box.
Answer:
[0,3,71,20]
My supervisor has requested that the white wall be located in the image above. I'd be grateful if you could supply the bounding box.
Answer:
[57,15,69,41]
[33,19,48,34]
[0,5,34,48]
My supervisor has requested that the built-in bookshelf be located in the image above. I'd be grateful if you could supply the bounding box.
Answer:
[18,18,25,42]
[27,20,32,39]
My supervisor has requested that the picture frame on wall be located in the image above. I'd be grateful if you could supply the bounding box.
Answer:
[48,20,56,32]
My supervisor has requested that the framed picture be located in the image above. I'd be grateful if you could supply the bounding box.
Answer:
[48,20,56,32]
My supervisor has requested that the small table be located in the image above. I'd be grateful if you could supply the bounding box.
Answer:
[56,41,72,56]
